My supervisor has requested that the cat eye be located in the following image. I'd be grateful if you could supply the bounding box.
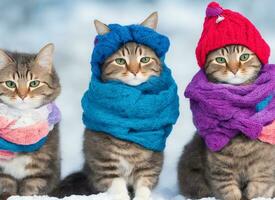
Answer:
[5,81,16,89]
[140,57,151,63]
[115,58,126,65]
[215,57,226,64]
[240,53,250,61]
[29,80,40,88]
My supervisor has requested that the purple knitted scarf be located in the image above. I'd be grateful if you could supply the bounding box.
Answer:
[185,64,275,152]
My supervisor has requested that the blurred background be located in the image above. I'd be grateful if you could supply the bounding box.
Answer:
[0,0,274,199]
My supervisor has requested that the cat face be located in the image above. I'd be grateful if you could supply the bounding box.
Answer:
[101,42,161,86]
[94,12,161,86]
[205,45,261,85]
[0,44,61,110]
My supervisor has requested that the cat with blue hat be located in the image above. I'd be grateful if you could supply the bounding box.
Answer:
[81,12,179,200]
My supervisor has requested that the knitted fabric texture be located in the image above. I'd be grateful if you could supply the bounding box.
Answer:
[256,96,275,144]
[185,64,275,152]
[82,24,179,152]
[0,103,61,159]
[196,1,270,68]
[259,122,275,144]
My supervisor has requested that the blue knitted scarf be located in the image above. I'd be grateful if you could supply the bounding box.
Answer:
[81,24,179,151]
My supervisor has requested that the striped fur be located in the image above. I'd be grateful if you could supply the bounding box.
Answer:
[83,128,163,199]
[84,43,163,200]
[81,13,163,200]
[101,42,161,86]
[178,45,275,200]
[52,12,163,200]
[0,44,60,198]
[205,45,261,85]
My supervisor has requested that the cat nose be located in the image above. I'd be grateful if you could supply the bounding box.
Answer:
[228,62,239,75]
[18,90,28,100]
[228,64,239,75]
[230,68,239,75]
[130,69,139,75]
[18,93,27,100]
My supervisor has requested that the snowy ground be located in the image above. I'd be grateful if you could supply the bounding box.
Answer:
[8,194,187,200]
[6,196,275,200]
[1,0,275,199]
[8,194,188,200]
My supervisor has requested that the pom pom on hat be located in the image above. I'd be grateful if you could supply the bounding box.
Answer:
[206,2,223,17]
[196,2,270,68]
[206,2,225,23]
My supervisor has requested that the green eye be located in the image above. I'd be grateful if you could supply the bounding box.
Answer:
[240,53,250,61]
[29,80,40,88]
[140,57,151,63]
[115,58,126,65]
[215,57,226,63]
[5,81,16,88]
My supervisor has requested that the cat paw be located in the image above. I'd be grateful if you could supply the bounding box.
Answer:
[244,182,275,199]
[134,186,152,200]
[218,186,242,200]
[219,187,242,200]
[107,177,129,200]
[19,177,48,196]
[0,192,12,200]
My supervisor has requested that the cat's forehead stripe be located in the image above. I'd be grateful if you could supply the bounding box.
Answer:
[121,48,125,57]
[221,48,225,56]
[124,45,130,55]
[237,46,240,52]
[223,47,229,53]
[134,44,140,54]
[139,47,142,56]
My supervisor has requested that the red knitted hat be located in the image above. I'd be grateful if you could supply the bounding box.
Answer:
[196,2,270,68]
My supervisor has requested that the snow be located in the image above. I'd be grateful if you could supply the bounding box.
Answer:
[7,196,275,200]
[8,194,109,200]
[7,194,193,200]
[0,0,275,199]
[7,194,191,200]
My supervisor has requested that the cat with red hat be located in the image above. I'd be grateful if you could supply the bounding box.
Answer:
[178,2,275,200]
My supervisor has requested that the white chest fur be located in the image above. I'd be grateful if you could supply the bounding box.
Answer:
[118,157,133,177]
[0,155,32,179]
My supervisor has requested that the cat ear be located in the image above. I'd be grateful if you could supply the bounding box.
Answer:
[141,12,158,30]
[94,20,110,35]
[35,43,54,71]
[0,50,13,70]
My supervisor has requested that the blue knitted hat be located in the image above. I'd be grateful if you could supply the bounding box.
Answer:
[91,24,170,77]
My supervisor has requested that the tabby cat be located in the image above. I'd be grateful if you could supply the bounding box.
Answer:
[178,45,275,200]
[0,44,61,198]
[82,12,163,200]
